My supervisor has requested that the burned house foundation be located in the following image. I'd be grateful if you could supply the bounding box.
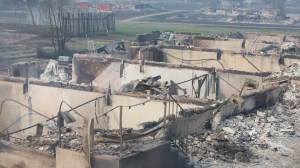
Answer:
[1,31,300,168]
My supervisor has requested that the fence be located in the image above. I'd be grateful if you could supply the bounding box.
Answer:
[63,12,115,37]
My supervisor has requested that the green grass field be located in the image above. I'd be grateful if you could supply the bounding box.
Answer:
[2,21,299,40]
[68,21,299,50]
[116,21,300,37]
[1,21,298,51]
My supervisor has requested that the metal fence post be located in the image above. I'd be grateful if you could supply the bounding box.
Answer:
[119,106,123,150]
[164,94,167,135]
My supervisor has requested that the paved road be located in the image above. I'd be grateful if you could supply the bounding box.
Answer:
[121,10,300,31]
[120,10,187,22]
[163,19,300,30]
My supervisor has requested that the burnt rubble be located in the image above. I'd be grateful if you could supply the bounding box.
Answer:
[1,123,167,157]
[2,62,300,167]
[119,75,170,95]
[2,126,82,155]
[1,127,163,156]
[267,63,300,80]
[185,66,300,167]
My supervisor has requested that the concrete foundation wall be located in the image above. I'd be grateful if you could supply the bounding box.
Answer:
[0,143,55,168]
[119,143,184,168]
[242,32,285,44]
[221,52,281,72]
[170,109,213,137]
[243,32,284,52]
[124,34,299,73]
[120,64,210,97]
[93,155,119,168]
[162,48,219,68]
[56,143,185,168]
[73,56,272,100]
[244,42,271,52]
[56,148,119,168]
[107,94,200,129]
[171,86,282,138]
[160,48,300,72]
[0,81,105,137]
[89,61,215,99]
[240,87,282,111]
[56,148,89,168]
[0,80,201,138]
[193,38,244,52]
[8,62,40,78]
[0,80,26,137]
[140,48,164,62]
[283,56,300,66]
[127,46,142,60]
[162,48,281,72]
[28,84,104,130]
[72,57,111,84]
[217,71,265,100]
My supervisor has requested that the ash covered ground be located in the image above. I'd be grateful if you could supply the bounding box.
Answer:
[187,63,300,168]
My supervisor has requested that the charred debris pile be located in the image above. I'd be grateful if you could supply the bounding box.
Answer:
[185,63,300,167]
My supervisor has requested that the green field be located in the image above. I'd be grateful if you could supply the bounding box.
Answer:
[116,21,300,37]
[2,21,299,40]
[1,21,299,51]
[68,21,300,50]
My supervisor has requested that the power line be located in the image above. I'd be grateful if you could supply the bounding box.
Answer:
[154,46,226,69]
[217,74,241,93]
[96,99,153,119]
[60,100,85,118]
[0,99,51,119]
[3,96,106,136]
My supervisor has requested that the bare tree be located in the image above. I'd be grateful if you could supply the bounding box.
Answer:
[24,0,36,25]
[44,0,70,56]
[3,0,36,25]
